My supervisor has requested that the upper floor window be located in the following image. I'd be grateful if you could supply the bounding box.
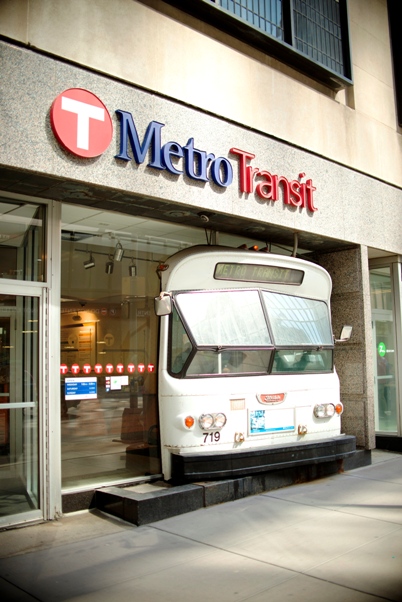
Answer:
[219,0,284,40]
[293,0,345,75]
[388,0,402,127]
[164,0,352,90]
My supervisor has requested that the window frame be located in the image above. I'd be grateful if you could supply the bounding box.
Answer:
[388,0,402,127]
[163,0,353,90]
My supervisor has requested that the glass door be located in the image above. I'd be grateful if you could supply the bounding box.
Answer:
[0,196,47,526]
[370,264,401,435]
[0,289,43,525]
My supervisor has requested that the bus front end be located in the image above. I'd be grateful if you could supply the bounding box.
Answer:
[155,248,355,482]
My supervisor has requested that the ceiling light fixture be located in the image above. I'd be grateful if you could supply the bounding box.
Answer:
[83,253,95,269]
[105,256,114,274]
[113,242,124,262]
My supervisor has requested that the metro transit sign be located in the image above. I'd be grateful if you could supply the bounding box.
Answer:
[50,88,317,212]
[50,89,113,157]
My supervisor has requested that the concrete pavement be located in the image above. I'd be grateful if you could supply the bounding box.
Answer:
[0,449,401,601]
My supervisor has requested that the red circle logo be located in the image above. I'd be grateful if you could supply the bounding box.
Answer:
[50,88,113,158]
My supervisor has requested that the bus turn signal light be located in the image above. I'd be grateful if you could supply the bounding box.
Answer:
[184,416,195,428]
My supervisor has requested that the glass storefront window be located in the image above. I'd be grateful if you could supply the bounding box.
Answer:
[60,208,169,489]
[0,199,46,282]
[60,205,316,490]
[370,266,398,433]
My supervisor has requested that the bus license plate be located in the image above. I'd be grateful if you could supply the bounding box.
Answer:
[249,409,295,435]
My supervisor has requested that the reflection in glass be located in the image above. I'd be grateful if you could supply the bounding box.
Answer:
[60,206,165,489]
[272,349,333,373]
[176,290,271,346]
[186,349,272,376]
[262,292,333,346]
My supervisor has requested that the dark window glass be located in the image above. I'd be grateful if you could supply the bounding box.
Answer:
[219,0,284,40]
[167,0,353,86]
[293,0,344,75]
[215,0,346,76]
[186,348,272,376]
[272,349,333,373]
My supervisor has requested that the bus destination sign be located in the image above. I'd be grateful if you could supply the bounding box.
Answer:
[214,263,304,285]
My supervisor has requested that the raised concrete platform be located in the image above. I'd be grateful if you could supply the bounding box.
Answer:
[95,447,371,526]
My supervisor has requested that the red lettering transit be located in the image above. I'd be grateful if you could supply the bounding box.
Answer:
[230,148,317,212]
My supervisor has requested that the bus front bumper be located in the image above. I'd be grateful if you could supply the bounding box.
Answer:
[170,435,356,483]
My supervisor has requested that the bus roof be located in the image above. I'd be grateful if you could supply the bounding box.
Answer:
[160,245,332,301]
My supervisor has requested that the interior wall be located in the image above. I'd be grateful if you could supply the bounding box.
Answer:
[317,246,375,448]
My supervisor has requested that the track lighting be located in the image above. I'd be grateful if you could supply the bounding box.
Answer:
[83,253,95,269]
[129,261,137,277]
[113,242,124,262]
[105,256,114,274]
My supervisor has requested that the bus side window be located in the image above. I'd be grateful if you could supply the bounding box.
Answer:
[172,342,192,373]
[171,306,192,374]
[272,349,332,373]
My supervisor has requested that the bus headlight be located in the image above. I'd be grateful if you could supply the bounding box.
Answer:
[214,413,227,428]
[198,413,227,430]
[314,403,341,418]
[199,414,214,429]
[324,404,335,417]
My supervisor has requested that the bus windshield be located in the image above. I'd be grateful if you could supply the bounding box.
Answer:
[261,291,333,346]
[170,289,333,377]
[176,290,271,346]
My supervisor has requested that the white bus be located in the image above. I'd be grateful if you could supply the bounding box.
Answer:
[155,245,354,482]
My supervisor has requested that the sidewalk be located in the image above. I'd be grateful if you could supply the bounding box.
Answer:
[1,450,401,601]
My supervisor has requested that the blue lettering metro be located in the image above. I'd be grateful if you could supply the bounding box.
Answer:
[115,110,233,188]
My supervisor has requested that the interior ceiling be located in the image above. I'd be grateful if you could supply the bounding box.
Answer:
[0,167,358,255]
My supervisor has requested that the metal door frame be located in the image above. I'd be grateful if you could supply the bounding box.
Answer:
[0,281,46,527]
[369,256,402,438]
[0,192,62,527]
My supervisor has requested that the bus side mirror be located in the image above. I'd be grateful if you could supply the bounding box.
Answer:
[335,325,352,343]
[154,292,172,316]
